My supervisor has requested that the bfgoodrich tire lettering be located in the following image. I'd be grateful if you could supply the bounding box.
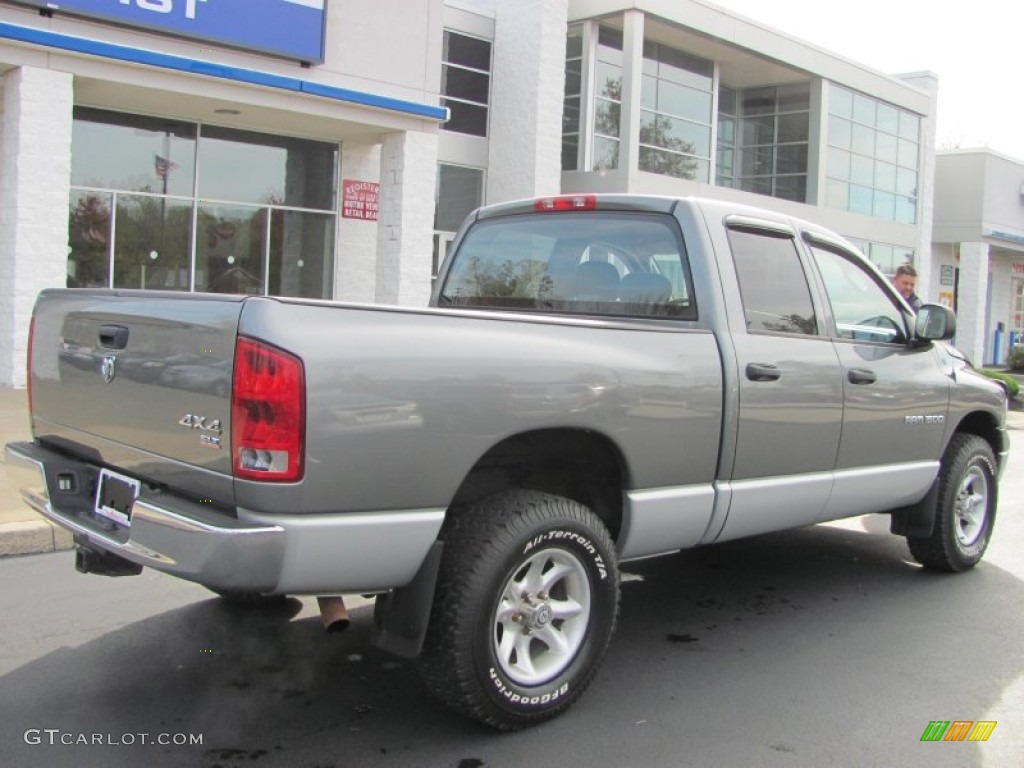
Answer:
[418,490,620,730]
[907,433,998,573]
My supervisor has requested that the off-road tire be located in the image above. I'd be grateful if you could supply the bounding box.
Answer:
[907,434,998,572]
[418,490,620,730]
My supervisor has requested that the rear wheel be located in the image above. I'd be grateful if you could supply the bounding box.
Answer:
[419,490,619,730]
[907,434,997,572]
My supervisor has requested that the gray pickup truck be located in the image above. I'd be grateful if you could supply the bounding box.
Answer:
[4,194,1009,729]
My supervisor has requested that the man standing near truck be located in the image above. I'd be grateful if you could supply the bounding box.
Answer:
[891,263,922,311]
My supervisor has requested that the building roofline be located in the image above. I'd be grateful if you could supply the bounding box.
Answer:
[569,0,933,111]
[938,147,1024,165]
[0,21,449,122]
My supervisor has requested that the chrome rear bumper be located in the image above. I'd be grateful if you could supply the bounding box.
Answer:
[4,440,446,594]
[3,441,285,592]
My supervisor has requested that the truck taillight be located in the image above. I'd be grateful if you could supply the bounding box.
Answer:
[534,195,596,212]
[231,337,305,482]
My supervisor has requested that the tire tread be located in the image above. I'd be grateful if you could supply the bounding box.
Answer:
[907,433,996,573]
[418,490,618,730]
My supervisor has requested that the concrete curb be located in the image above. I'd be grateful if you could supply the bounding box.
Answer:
[0,386,74,557]
[0,519,74,557]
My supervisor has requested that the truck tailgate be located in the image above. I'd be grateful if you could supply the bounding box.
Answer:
[30,289,243,503]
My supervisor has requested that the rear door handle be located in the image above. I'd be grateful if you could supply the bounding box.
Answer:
[848,368,876,385]
[746,363,781,382]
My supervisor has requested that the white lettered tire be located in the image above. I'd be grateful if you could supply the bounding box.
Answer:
[418,490,620,730]
[907,433,998,572]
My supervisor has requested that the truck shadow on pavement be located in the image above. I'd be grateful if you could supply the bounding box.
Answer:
[1,522,1021,768]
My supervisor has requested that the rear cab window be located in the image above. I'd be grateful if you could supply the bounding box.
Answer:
[437,212,697,320]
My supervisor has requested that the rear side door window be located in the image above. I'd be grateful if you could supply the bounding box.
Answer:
[726,227,818,336]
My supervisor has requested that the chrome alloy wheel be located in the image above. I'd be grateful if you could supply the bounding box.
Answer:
[954,464,989,547]
[493,546,592,686]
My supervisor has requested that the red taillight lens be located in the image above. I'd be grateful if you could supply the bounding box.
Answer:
[534,195,597,212]
[231,337,305,482]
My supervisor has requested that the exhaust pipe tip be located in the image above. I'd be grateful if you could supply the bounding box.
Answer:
[316,596,351,633]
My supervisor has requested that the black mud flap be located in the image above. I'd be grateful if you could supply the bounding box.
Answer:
[889,478,940,539]
[372,541,443,658]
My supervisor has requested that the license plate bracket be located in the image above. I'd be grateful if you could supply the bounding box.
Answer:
[94,468,140,528]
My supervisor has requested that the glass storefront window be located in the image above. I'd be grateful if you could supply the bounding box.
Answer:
[639,147,708,181]
[639,39,713,181]
[592,25,624,171]
[71,108,196,196]
[721,82,810,202]
[435,164,484,233]
[563,24,584,171]
[269,211,336,299]
[195,204,267,295]
[716,87,738,188]
[595,99,622,139]
[67,190,112,288]
[828,115,852,150]
[113,195,193,290]
[441,30,492,138]
[826,84,920,224]
[197,126,336,209]
[593,136,620,171]
[69,108,338,299]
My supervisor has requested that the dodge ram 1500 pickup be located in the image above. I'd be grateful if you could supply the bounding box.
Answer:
[4,194,1009,729]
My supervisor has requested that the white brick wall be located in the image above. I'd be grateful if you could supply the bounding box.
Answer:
[486,0,567,203]
[376,130,438,306]
[336,142,382,303]
[0,67,73,388]
[956,241,990,366]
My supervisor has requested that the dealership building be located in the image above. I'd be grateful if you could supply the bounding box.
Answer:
[0,0,1019,387]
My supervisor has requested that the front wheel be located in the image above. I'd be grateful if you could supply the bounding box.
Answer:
[418,490,620,730]
[907,434,998,572]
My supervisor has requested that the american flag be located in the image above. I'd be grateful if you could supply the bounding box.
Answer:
[154,154,179,180]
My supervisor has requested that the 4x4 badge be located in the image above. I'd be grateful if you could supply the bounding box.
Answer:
[100,355,117,384]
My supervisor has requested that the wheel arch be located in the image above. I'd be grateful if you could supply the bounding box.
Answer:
[891,414,1003,540]
[949,410,1007,471]
[446,427,629,542]
[372,429,629,660]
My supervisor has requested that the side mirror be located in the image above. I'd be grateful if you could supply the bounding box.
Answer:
[915,303,957,341]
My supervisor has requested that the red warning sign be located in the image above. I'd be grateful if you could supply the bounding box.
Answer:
[342,179,379,221]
